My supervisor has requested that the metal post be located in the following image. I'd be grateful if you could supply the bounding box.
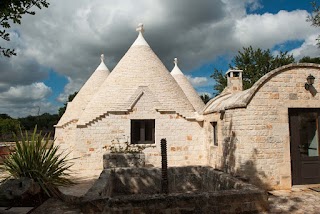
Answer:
[161,138,168,194]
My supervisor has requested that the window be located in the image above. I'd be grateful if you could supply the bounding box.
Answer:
[131,120,155,144]
[211,122,218,146]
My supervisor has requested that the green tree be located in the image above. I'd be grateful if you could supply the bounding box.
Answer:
[58,92,78,117]
[200,94,211,104]
[299,56,320,64]
[18,113,59,136]
[0,0,49,57]
[307,1,320,46]
[0,118,20,141]
[211,68,228,96]
[211,46,295,95]
[0,114,12,119]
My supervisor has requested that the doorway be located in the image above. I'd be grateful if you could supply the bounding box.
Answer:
[289,108,320,185]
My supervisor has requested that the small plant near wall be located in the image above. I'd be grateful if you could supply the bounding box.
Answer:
[2,126,74,198]
[103,135,153,154]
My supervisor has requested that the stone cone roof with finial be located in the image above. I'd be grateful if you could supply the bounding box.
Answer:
[171,58,205,113]
[56,54,110,127]
[77,24,197,127]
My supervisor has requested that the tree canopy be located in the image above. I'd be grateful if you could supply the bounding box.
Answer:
[299,56,320,64]
[0,117,20,141]
[308,1,320,47]
[200,94,211,104]
[0,0,49,57]
[58,91,78,118]
[211,46,295,95]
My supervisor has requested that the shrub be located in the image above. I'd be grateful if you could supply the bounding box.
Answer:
[3,127,74,196]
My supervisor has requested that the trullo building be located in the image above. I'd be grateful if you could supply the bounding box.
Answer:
[56,24,320,190]
[55,24,206,171]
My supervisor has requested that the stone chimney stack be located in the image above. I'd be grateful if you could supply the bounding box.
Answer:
[226,69,243,92]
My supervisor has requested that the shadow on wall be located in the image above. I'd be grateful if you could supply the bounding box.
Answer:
[220,118,271,190]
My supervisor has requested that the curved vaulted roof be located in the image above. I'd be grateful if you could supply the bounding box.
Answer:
[77,24,196,126]
[171,58,205,113]
[203,63,320,114]
[56,54,110,127]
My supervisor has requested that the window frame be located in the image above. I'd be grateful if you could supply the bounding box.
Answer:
[211,122,218,146]
[131,119,155,144]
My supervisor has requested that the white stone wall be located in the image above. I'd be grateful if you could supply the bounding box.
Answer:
[206,66,320,190]
[55,91,206,170]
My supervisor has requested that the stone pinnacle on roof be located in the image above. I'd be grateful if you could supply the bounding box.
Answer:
[132,23,149,47]
[171,57,183,75]
[136,23,144,33]
[96,53,109,71]
[170,57,205,113]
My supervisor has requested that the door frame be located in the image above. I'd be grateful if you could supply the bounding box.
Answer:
[289,108,320,185]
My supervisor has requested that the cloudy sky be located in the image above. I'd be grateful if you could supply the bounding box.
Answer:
[0,0,319,117]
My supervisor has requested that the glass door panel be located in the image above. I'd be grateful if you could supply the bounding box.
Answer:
[298,112,319,157]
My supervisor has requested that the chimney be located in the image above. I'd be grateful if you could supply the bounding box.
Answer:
[226,69,243,92]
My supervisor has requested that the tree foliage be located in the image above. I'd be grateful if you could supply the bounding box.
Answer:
[211,68,228,96]
[0,117,20,141]
[211,46,295,95]
[0,113,59,142]
[200,94,211,104]
[299,56,320,64]
[307,1,320,46]
[18,113,59,133]
[0,0,49,57]
[58,92,78,118]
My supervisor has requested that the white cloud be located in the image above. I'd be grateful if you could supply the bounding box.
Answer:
[0,83,51,102]
[56,77,84,103]
[289,34,320,60]
[0,82,55,117]
[186,75,209,87]
[235,10,320,49]
[0,0,319,116]
[0,101,58,118]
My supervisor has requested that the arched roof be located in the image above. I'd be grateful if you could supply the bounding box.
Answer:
[203,63,320,114]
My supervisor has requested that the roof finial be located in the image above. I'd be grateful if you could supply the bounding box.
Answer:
[174,58,178,66]
[101,54,105,62]
[136,23,144,34]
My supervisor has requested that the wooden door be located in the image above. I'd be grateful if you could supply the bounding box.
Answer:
[289,109,320,185]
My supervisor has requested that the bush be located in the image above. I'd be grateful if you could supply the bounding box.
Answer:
[0,118,20,141]
[3,127,74,196]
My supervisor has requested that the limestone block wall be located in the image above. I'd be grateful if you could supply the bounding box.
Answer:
[54,122,77,159]
[206,66,320,190]
[57,92,206,170]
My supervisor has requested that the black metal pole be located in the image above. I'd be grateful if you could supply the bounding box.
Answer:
[161,138,168,194]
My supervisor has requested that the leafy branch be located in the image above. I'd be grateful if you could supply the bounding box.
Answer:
[307,1,320,46]
[0,0,50,57]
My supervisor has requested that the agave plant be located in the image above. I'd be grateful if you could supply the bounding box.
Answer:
[3,127,74,196]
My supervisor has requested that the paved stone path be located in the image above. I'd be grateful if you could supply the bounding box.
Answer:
[267,187,320,214]
[30,189,320,214]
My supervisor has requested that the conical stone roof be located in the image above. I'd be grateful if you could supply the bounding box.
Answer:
[56,54,110,127]
[77,24,196,126]
[171,58,205,113]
